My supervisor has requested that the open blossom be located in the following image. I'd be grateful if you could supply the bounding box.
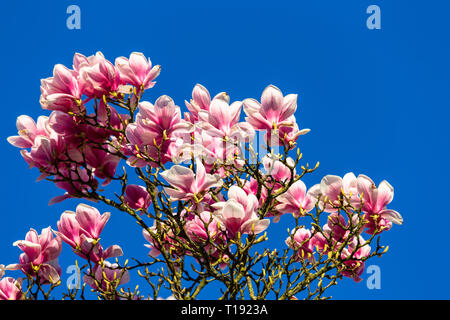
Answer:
[40,64,82,113]
[7,115,51,149]
[6,114,98,204]
[212,186,269,238]
[243,177,268,207]
[243,85,297,131]
[198,95,254,140]
[275,180,316,218]
[49,106,126,145]
[160,159,222,202]
[7,114,66,172]
[55,204,123,262]
[185,211,221,243]
[83,260,130,291]
[6,227,62,284]
[115,52,160,90]
[184,84,213,123]
[124,184,152,210]
[0,277,23,300]
[126,96,192,167]
[310,173,361,213]
[324,212,350,242]
[357,175,403,235]
[262,155,296,186]
[243,85,308,146]
[77,51,121,98]
[285,228,315,261]
[340,236,371,282]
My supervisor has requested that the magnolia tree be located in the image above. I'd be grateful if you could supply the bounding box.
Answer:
[0,52,403,300]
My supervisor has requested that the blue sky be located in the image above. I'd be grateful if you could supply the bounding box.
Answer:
[1,0,449,299]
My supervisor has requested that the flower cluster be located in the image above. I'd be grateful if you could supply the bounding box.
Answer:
[284,172,402,281]
[2,51,403,300]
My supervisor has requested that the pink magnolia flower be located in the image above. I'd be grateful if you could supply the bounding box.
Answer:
[262,155,296,185]
[6,227,62,284]
[357,174,403,235]
[285,228,315,262]
[78,52,120,97]
[83,260,130,291]
[126,96,192,167]
[275,180,316,218]
[55,204,122,262]
[184,211,229,269]
[311,173,361,213]
[322,212,361,243]
[184,84,213,123]
[40,64,82,113]
[340,236,371,282]
[49,107,125,145]
[8,114,66,172]
[243,85,297,131]
[7,115,51,149]
[0,277,22,300]
[243,177,268,207]
[185,211,222,243]
[160,159,222,202]
[8,114,104,204]
[243,85,308,146]
[198,97,254,140]
[124,184,152,210]
[212,186,269,238]
[276,121,308,147]
[115,52,160,90]
[73,51,106,74]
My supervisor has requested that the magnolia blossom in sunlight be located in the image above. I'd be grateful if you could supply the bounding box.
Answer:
[184,84,213,123]
[285,228,315,262]
[357,174,403,235]
[125,96,192,167]
[275,180,316,217]
[198,96,255,140]
[115,52,161,90]
[7,115,51,149]
[78,52,121,98]
[160,159,222,202]
[311,173,361,213]
[243,85,297,131]
[243,85,309,146]
[40,64,82,113]
[124,184,152,210]
[340,236,371,282]
[6,227,62,284]
[0,277,22,300]
[212,186,270,238]
[55,204,123,262]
